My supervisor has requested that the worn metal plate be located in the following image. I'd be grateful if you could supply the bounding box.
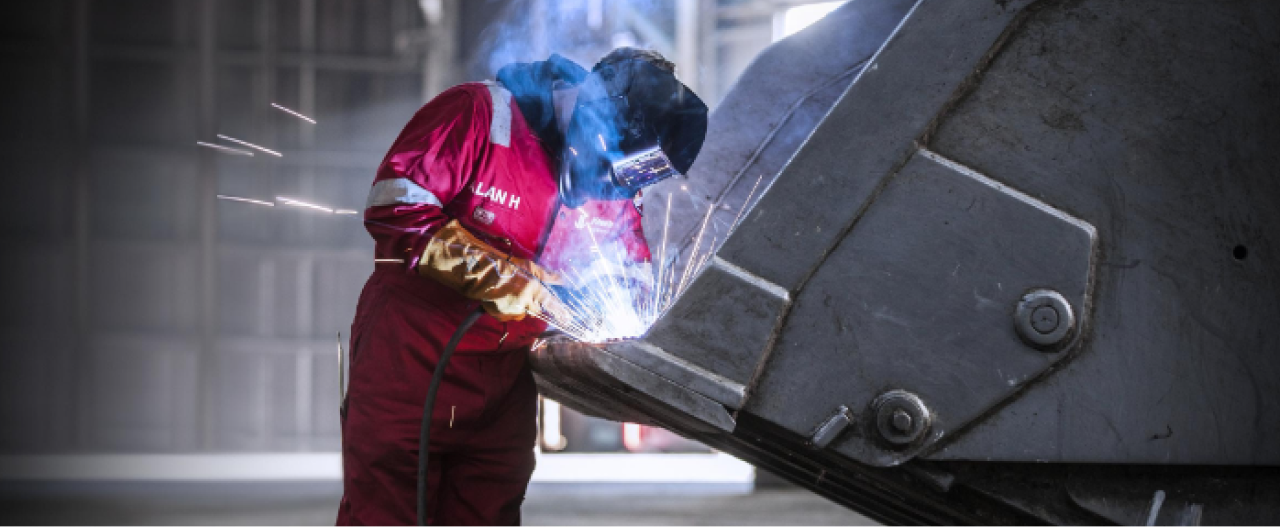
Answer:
[744,149,1096,467]
[923,0,1280,465]
[642,0,917,273]
[643,258,790,390]
[713,0,1039,292]
[605,339,747,408]
[531,340,736,433]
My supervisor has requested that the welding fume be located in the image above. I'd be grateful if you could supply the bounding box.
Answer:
[335,48,708,526]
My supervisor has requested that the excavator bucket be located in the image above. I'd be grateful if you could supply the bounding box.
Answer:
[532,0,1280,523]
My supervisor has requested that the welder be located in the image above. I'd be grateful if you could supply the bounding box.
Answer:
[335,48,707,526]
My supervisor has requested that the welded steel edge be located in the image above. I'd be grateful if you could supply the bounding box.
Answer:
[605,340,747,409]
[531,340,736,433]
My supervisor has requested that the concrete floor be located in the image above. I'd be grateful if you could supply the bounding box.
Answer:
[0,481,874,525]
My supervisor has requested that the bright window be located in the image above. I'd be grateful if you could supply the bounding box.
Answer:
[777,1,845,40]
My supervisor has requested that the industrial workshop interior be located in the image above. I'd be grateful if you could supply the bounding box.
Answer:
[1,0,1278,525]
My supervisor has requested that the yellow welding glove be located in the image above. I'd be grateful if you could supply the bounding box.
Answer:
[418,219,565,322]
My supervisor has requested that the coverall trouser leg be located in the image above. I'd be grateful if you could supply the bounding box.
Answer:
[335,281,537,526]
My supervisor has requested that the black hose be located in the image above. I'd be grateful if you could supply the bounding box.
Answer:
[417,307,485,526]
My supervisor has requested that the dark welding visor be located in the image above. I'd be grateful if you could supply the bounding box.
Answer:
[611,146,680,189]
[559,58,707,207]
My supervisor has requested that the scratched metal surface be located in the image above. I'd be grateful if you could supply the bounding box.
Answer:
[924,0,1280,465]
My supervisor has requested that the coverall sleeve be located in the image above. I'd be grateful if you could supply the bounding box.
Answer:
[364,86,491,271]
[616,197,653,265]
[605,195,655,290]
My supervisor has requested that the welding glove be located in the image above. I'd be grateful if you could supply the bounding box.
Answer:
[418,219,567,322]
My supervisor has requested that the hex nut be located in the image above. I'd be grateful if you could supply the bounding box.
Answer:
[1014,289,1075,350]
[873,390,931,447]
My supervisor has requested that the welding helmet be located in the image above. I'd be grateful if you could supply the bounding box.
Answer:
[559,56,708,208]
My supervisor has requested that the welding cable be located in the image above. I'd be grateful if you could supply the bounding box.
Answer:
[417,306,485,526]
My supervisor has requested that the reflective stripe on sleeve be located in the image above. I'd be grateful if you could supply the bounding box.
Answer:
[486,82,512,148]
[365,178,444,209]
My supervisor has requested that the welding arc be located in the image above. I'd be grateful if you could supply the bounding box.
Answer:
[417,307,484,526]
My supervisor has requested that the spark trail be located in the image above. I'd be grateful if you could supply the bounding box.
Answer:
[198,141,254,156]
[217,134,283,157]
[217,194,275,207]
[271,103,317,124]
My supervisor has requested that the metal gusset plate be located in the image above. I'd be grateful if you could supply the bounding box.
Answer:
[743,149,1096,467]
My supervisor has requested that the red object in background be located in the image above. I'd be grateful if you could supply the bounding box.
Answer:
[337,82,650,525]
[622,422,645,452]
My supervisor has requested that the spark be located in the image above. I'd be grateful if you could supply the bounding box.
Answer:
[374,258,406,263]
[216,134,283,157]
[654,192,673,318]
[597,134,607,150]
[334,209,359,215]
[197,141,254,156]
[276,196,334,213]
[675,202,717,298]
[337,331,345,405]
[569,146,578,156]
[216,194,275,207]
[271,103,317,124]
[730,174,766,230]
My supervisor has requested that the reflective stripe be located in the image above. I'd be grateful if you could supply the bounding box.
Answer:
[486,82,512,147]
[365,178,443,209]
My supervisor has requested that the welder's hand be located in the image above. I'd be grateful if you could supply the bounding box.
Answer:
[417,219,565,322]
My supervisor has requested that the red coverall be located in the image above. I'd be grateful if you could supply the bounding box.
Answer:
[336,82,651,526]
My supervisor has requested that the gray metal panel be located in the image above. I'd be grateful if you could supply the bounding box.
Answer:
[533,341,737,433]
[714,0,1036,291]
[0,0,426,453]
[643,261,790,389]
[606,340,747,409]
[0,329,75,452]
[743,149,1095,467]
[84,336,199,451]
[922,0,1280,465]
[642,0,918,271]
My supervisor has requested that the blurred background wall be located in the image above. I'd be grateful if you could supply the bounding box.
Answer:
[0,0,845,458]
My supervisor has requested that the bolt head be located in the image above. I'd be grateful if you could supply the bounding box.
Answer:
[1014,289,1075,350]
[873,390,930,448]
[1030,305,1060,334]
[891,409,913,432]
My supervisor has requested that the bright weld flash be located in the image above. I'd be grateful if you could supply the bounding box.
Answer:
[540,176,767,345]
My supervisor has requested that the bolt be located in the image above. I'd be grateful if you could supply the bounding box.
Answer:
[891,408,913,433]
[873,390,930,447]
[1014,290,1075,350]
[1030,305,1059,334]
